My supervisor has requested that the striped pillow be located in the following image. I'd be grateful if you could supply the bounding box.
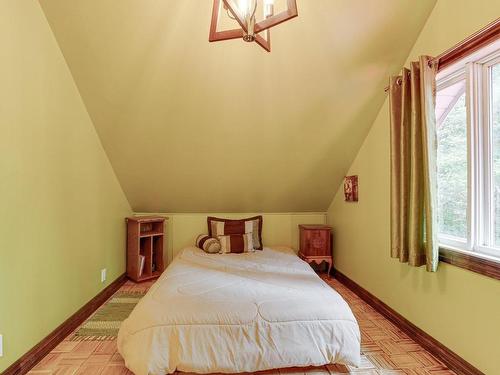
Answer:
[218,233,254,254]
[207,215,263,250]
[195,234,221,254]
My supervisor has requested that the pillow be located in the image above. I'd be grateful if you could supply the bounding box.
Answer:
[218,233,254,254]
[195,234,221,254]
[207,215,263,250]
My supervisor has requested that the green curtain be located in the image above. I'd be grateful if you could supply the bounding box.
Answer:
[389,55,439,272]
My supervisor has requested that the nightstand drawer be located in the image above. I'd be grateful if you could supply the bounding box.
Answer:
[308,231,329,255]
[299,225,331,257]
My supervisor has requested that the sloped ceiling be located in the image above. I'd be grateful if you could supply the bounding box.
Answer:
[39,0,435,212]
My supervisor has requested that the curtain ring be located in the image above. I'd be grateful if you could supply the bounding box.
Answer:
[428,58,439,69]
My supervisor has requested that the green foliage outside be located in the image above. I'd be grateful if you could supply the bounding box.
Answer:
[437,92,467,239]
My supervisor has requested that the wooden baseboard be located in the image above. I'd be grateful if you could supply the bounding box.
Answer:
[2,274,127,375]
[332,269,483,375]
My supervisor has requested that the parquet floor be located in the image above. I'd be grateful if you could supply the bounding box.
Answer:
[27,275,455,375]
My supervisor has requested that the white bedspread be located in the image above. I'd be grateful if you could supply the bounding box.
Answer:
[117,247,361,375]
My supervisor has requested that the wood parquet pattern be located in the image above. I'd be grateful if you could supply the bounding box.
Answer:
[27,275,456,375]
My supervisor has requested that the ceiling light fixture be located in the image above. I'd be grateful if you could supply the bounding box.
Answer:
[209,0,298,52]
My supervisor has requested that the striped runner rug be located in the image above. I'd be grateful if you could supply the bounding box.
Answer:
[72,292,145,340]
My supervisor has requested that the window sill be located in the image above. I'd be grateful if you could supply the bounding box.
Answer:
[439,246,500,280]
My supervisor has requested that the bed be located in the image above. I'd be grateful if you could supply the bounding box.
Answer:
[117,246,361,375]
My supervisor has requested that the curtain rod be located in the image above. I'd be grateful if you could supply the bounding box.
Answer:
[384,17,500,93]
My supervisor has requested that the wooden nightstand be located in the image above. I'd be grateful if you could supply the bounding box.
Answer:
[298,224,333,276]
[126,216,167,282]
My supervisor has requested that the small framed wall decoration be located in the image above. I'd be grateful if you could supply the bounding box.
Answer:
[344,175,358,202]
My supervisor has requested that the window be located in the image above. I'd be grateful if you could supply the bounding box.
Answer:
[437,78,467,241]
[491,63,500,247]
[436,40,500,261]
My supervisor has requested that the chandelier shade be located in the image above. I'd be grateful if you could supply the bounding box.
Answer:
[209,0,298,52]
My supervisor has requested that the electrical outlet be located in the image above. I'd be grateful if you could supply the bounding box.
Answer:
[0,334,3,357]
[101,268,107,283]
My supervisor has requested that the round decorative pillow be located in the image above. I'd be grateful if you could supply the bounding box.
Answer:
[195,234,221,254]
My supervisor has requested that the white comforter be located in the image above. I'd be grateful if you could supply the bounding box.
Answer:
[117,247,360,375]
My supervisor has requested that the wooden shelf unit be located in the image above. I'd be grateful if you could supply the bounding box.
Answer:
[126,216,167,282]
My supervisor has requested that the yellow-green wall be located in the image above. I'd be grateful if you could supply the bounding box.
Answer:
[136,213,326,263]
[327,1,500,373]
[0,1,132,371]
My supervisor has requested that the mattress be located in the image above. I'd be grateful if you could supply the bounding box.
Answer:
[117,246,361,375]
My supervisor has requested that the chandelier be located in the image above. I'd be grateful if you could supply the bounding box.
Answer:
[209,0,298,52]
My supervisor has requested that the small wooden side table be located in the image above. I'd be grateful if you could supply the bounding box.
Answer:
[126,216,167,282]
[298,224,333,276]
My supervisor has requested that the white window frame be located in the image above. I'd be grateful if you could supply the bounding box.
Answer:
[437,40,500,261]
